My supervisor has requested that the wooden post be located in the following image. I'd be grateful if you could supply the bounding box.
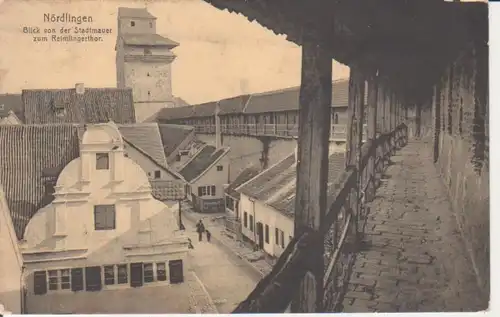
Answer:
[366,73,378,202]
[346,68,365,168]
[290,39,331,313]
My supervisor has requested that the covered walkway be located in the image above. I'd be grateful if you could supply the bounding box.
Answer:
[342,140,485,312]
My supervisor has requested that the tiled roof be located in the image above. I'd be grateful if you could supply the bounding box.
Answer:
[173,97,190,107]
[179,145,228,183]
[121,34,179,48]
[118,7,156,19]
[0,94,24,121]
[155,79,368,121]
[237,151,346,218]
[0,124,81,239]
[157,124,195,158]
[156,105,195,121]
[225,166,261,200]
[22,87,136,124]
[117,123,169,169]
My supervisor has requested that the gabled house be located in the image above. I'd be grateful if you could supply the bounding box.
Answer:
[178,145,230,213]
[157,124,197,165]
[0,93,24,124]
[0,122,190,313]
[21,84,136,124]
[235,149,346,258]
[0,185,24,314]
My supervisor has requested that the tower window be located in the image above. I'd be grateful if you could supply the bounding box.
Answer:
[130,21,135,27]
[147,72,150,77]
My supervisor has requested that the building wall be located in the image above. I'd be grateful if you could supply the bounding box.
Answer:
[421,43,489,297]
[239,194,294,258]
[0,186,23,314]
[190,153,230,201]
[123,142,176,182]
[21,123,190,313]
[196,134,346,183]
[118,16,156,35]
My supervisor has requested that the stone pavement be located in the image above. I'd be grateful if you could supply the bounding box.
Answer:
[342,141,487,313]
[180,202,272,279]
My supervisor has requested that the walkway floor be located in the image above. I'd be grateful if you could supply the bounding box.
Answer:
[342,140,486,313]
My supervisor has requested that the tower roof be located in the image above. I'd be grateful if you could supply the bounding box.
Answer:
[118,7,157,20]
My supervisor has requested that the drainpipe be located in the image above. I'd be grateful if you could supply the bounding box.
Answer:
[20,265,27,314]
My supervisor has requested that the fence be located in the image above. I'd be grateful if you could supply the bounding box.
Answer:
[193,124,368,141]
[231,123,408,313]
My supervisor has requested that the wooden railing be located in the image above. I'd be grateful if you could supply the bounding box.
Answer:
[193,124,368,141]
[231,123,408,313]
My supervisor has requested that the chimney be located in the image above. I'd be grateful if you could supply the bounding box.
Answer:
[215,101,222,148]
[75,83,85,95]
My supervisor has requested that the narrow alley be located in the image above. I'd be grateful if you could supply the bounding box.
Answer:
[183,216,261,313]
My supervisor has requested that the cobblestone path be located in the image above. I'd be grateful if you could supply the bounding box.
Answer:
[342,141,486,312]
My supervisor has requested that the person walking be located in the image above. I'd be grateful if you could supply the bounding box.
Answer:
[196,219,205,242]
[206,229,212,242]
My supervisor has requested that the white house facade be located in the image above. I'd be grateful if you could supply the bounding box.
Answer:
[0,185,24,314]
[20,122,190,314]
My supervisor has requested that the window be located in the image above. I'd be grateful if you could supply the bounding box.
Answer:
[96,153,109,170]
[33,271,47,295]
[60,269,71,290]
[149,21,153,28]
[264,224,269,244]
[0,104,4,111]
[198,185,216,197]
[154,170,161,179]
[275,228,279,245]
[280,230,285,248]
[48,270,59,291]
[144,263,154,283]
[130,21,135,27]
[104,265,115,285]
[71,268,84,292]
[147,72,151,77]
[175,154,181,162]
[243,212,248,228]
[148,91,151,97]
[169,260,184,284]
[117,264,128,284]
[85,266,102,292]
[216,165,223,171]
[156,262,167,281]
[249,215,254,232]
[144,48,152,55]
[289,236,293,243]
[94,205,116,230]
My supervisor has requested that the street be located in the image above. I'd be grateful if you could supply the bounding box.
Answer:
[184,217,261,313]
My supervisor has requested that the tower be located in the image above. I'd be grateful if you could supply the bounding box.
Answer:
[115,7,179,122]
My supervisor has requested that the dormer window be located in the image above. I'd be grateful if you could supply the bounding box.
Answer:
[130,21,135,27]
[96,153,109,170]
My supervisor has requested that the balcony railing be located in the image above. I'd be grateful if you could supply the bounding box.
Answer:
[231,123,408,313]
[193,124,368,141]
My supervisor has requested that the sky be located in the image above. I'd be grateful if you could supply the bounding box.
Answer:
[0,0,350,104]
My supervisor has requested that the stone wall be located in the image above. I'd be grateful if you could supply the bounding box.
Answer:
[420,42,489,297]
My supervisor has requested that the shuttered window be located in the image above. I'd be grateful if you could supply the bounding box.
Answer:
[104,265,115,285]
[169,260,184,284]
[71,268,84,292]
[85,266,102,292]
[48,270,59,290]
[144,263,154,283]
[130,263,143,288]
[264,224,269,244]
[94,205,116,230]
[60,269,71,290]
[117,264,128,284]
[33,271,47,295]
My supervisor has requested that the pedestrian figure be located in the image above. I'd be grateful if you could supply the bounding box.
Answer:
[206,230,211,242]
[196,220,205,241]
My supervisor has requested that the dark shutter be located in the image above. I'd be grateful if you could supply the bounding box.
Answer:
[85,266,102,292]
[198,187,203,196]
[210,185,216,196]
[130,262,143,288]
[33,271,47,295]
[71,268,84,292]
[169,260,184,284]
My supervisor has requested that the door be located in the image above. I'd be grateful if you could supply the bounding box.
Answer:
[84,266,102,292]
[256,222,264,249]
[169,259,184,284]
[130,262,143,288]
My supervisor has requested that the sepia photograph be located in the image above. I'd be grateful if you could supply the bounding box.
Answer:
[0,0,490,314]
